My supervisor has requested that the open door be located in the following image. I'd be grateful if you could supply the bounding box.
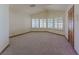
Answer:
[68,5,74,47]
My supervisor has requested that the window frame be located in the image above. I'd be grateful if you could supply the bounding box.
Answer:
[32,17,63,31]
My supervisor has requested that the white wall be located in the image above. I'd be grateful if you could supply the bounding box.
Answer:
[0,5,9,53]
[9,9,31,36]
[74,5,79,54]
[64,9,68,39]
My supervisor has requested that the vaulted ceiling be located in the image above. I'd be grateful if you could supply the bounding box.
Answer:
[10,4,69,15]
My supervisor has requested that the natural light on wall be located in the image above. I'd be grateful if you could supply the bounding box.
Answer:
[32,17,63,30]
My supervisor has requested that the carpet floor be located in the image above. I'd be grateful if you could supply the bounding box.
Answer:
[2,32,76,55]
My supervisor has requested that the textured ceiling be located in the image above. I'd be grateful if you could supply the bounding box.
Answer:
[10,4,69,15]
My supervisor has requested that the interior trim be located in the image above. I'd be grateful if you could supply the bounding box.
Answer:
[10,31,64,38]
[0,44,10,55]
[9,31,31,38]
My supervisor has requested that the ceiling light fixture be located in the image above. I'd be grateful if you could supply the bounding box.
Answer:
[30,4,36,7]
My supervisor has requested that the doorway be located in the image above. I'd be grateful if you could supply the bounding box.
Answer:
[68,5,74,47]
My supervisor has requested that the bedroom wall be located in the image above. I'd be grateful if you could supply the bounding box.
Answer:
[9,8,31,36]
[74,4,79,54]
[0,5,9,53]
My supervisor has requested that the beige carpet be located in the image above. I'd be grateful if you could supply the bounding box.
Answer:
[2,32,76,55]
